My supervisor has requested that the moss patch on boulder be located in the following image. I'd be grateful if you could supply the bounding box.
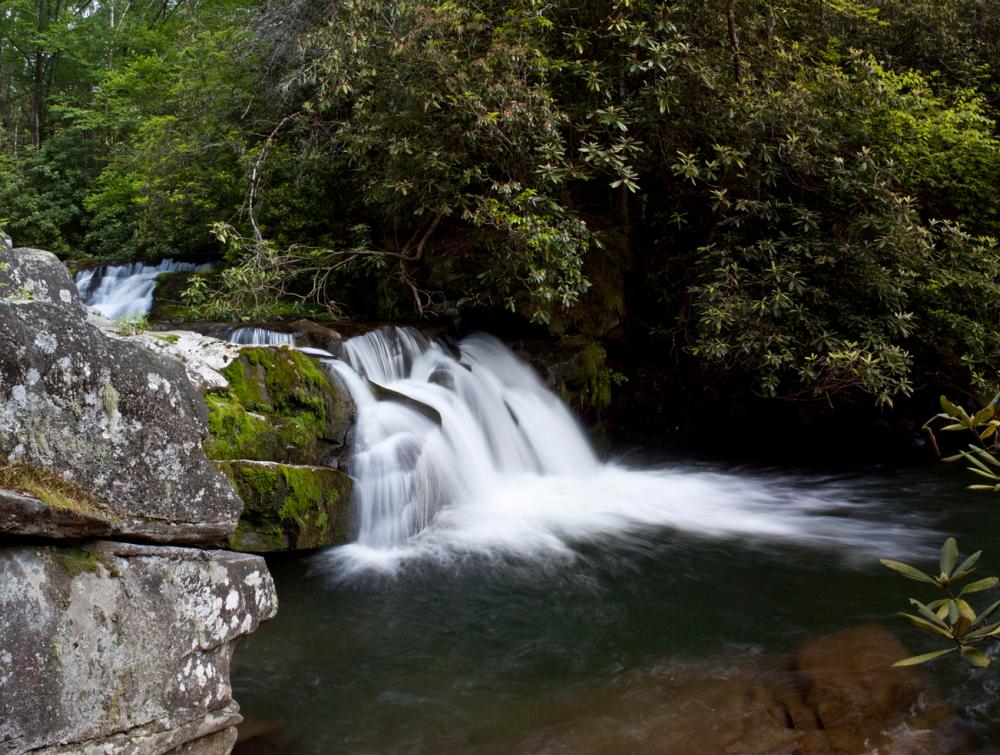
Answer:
[203,346,353,467]
[217,460,352,552]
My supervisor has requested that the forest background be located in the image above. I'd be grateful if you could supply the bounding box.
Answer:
[4,0,1000,450]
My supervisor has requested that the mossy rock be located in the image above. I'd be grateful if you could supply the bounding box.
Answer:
[203,346,354,467]
[217,460,353,552]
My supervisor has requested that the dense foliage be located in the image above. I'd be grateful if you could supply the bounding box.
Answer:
[4,0,1000,412]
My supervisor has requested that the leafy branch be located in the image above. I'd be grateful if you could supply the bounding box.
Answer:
[882,537,999,667]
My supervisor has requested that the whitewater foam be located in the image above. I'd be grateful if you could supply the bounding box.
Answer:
[75,259,211,319]
[312,327,935,576]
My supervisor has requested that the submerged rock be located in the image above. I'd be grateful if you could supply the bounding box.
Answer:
[0,541,276,754]
[218,460,353,551]
[499,624,977,755]
[0,247,242,544]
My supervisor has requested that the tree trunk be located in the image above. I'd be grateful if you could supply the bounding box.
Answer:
[727,1,742,90]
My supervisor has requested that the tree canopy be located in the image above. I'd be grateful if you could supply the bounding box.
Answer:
[4,0,1000,413]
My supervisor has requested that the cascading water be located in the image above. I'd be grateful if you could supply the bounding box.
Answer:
[327,328,599,551]
[75,259,211,320]
[226,327,296,346]
[314,327,933,572]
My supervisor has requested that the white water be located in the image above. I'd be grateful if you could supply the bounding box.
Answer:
[75,259,211,320]
[313,327,935,574]
[226,327,296,346]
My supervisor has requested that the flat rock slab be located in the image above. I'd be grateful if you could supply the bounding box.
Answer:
[0,541,277,754]
[0,247,242,543]
[0,488,113,539]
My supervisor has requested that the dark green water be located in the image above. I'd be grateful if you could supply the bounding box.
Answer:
[231,458,1000,753]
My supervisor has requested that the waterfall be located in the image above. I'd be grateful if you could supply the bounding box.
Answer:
[75,259,211,320]
[312,326,931,571]
[226,327,296,346]
[328,327,598,550]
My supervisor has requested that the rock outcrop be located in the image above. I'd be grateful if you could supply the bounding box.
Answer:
[0,244,278,754]
[202,346,353,469]
[86,314,357,554]
[0,246,242,544]
[0,542,277,754]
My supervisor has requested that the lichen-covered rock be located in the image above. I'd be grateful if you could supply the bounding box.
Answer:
[204,346,354,468]
[88,314,244,394]
[0,247,242,543]
[217,460,353,552]
[0,541,277,754]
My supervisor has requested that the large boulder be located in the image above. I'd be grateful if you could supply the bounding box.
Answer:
[203,346,354,469]
[0,247,242,544]
[0,541,277,754]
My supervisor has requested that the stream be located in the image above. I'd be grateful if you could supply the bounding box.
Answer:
[226,330,1000,754]
[230,460,1000,753]
[72,269,1000,752]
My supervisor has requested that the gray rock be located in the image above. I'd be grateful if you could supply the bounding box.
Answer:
[0,248,243,543]
[0,488,113,539]
[0,541,277,754]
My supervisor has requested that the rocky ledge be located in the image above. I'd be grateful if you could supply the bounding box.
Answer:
[0,244,278,754]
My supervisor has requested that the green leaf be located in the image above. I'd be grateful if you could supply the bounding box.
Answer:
[961,647,991,667]
[892,647,956,667]
[974,406,996,425]
[940,538,959,578]
[954,599,977,635]
[964,620,1000,640]
[940,396,971,425]
[910,599,951,629]
[898,613,954,640]
[880,559,937,585]
[959,577,998,596]
[948,599,960,625]
[953,550,982,580]
[975,599,1000,626]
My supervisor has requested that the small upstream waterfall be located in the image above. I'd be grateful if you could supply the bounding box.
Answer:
[226,327,296,346]
[75,259,211,320]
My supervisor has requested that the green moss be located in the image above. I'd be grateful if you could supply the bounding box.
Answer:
[216,460,351,552]
[151,333,181,344]
[205,345,351,464]
[53,547,106,579]
[203,394,274,460]
[240,463,282,500]
[278,465,332,536]
[228,516,287,551]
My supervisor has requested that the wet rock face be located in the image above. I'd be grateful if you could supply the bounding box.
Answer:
[0,247,242,543]
[0,541,277,754]
[217,460,354,551]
